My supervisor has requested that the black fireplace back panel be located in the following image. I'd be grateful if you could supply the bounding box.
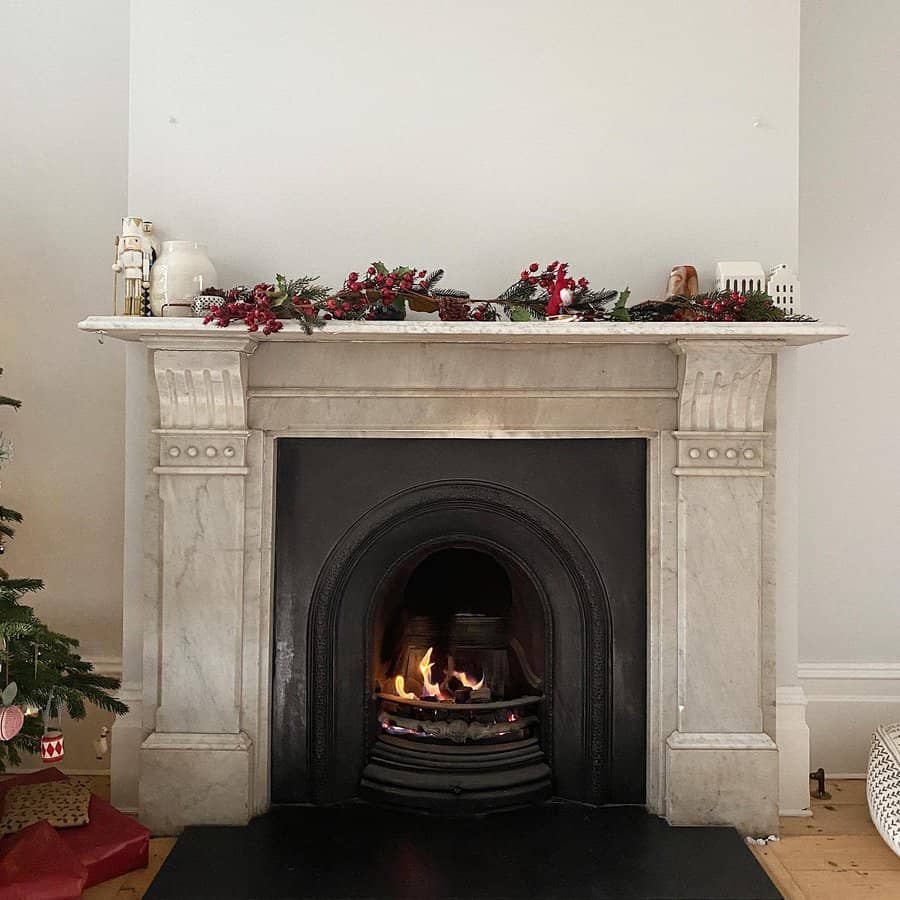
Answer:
[272,438,647,806]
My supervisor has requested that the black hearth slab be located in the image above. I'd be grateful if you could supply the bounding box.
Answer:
[144,803,781,900]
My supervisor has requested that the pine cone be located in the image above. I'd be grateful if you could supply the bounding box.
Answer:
[437,297,470,321]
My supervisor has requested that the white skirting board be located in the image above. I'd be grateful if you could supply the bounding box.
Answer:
[800,663,900,778]
[777,685,812,816]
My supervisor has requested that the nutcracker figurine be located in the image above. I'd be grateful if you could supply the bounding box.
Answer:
[112,217,157,316]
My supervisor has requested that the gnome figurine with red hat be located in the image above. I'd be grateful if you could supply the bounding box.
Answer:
[545,263,577,317]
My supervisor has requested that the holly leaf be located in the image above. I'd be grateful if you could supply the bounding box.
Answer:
[372,261,389,276]
[609,287,632,321]
[509,307,532,322]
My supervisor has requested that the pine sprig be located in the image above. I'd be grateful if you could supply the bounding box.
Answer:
[422,269,445,289]
[569,289,619,309]
[496,279,536,305]
[431,287,470,299]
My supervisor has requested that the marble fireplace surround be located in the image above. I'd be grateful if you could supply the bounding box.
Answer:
[79,317,847,836]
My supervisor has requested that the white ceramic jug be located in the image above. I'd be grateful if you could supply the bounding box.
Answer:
[149,241,218,316]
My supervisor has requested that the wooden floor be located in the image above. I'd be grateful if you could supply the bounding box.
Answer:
[752,779,900,900]
[7,775,897,898]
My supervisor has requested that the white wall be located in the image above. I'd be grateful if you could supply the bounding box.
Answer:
[129,0,799,299]
[798,0,900,774]
[9,0,892,790]
[0,0,129,660]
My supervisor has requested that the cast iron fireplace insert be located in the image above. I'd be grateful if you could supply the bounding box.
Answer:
[272,438,646,813]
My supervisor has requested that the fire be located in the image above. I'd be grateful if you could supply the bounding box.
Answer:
[455,670,485,691]
[419,646,448,700]
[390,647,487,703]
[394,675,416,700]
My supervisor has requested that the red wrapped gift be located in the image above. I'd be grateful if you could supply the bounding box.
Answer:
[0,820,87,900]
[60,791,150,887]
[0,768,150,888]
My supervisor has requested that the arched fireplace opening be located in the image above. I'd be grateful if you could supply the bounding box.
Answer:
[365,544,551,812]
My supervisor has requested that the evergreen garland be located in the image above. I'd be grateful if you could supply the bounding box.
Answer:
[200,262,819,330]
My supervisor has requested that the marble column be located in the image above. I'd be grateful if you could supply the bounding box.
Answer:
[665,340,781,836]
[138,339,257,834]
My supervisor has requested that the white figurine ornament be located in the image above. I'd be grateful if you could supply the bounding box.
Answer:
[112,217,157,316]
[715,261,766,295]
[767,264,799,316]
[93,725,109,759]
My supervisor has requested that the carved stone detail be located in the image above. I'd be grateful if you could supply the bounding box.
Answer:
[154,350,250,430]
[673,431,766,474]
[673,340,781,433]
[156,430,250,469]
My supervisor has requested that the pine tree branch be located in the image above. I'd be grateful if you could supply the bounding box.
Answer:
[0,369,128,773]
[1,577,44,596]
[0,506,22,524]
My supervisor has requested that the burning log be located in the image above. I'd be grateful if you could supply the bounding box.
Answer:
[468,686,492,703]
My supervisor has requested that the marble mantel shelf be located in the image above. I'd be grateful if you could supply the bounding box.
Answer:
[78,316,848,347]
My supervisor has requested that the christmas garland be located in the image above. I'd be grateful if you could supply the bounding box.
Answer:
[202,260,813,333]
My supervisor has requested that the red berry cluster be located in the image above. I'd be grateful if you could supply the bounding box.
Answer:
[343,264,426,311]
[518,261,589,294]
[321,292,369,321]
[204,283,284,335]
[468,302,499,322]
[671,291,759,322]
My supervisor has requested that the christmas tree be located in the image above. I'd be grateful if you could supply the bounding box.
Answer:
[0,368,127,770]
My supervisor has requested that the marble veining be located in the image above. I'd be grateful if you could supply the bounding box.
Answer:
[82,319,847,835]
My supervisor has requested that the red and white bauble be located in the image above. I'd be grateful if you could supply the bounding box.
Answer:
[40,729,65,763]
[0,705,24,741]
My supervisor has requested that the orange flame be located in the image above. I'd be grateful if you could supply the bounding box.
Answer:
[419,647,448,700]
[455,670,485,691]
[394,675,416,700]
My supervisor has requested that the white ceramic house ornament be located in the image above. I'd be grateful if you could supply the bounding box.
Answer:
[768,264,799,316]
[715,261,766,295]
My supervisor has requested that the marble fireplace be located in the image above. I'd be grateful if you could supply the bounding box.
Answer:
[79,316,846,836]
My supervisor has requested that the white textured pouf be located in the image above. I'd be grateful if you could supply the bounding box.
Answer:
[868,723,900,857]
